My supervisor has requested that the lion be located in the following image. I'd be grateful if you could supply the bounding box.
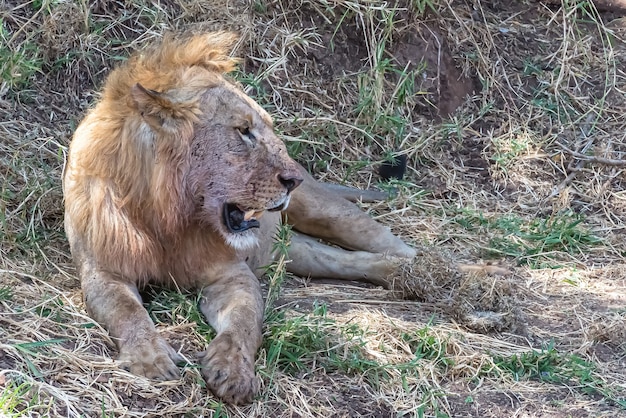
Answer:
[63,32,416,405]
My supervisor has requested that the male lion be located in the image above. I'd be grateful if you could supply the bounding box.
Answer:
[63,32,416,404]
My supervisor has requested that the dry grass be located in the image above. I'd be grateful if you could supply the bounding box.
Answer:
[1,0,626,416]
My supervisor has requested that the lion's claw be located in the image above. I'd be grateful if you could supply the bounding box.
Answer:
[118,336,183,381]
[199,333,259,404]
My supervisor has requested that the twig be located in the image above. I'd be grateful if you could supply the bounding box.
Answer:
[548,139,594,198]
[557,143,626,167]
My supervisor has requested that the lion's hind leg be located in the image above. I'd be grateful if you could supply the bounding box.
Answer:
[285,167,416,259]
[319,183,389,203]
[80,264,183,380]
[286,232,404,287]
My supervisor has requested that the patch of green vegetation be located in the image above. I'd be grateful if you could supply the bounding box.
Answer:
[144,288,215,339]
[34,297,64,321]
[0,24,43,91]
[489,215,601,264]
[376,172,429,202]
[0,287,12,301]
[354,56,425,147]
[441,117,465,141]
[262,305,454,398]
[453,208,489,230]
[13,339,66,379]
[262,304,385,382]
[264,222,293,316]
[530,82,578,124]
[400,324,452,367]
[522,58,545,77]
[453,209,602,267]
[0,146,64,258]
[203,400,229,418]
[333,7,427,152]
[0,381,33,417]
[232,70,274,109]
[252,0,267,15]
[489,343,626,408]
[490,132,532,171]
[410,0,436,16]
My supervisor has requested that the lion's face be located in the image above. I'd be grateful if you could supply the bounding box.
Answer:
[188,82,302,250]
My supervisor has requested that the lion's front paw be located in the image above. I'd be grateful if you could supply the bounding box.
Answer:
[118,336,183,381]
[199,332,259,404]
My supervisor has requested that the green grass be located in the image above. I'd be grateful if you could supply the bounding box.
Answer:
[263,304,386,381]
[262,302,453,389]
[12,339,66,380]
[0,144,65,260]
[489,343,626,408]
[400,324,452,366]
[490,131,533,171]
[0,24,43,91]
[34,297,64,321]
[0,381,34,417]
[263,222,293,316]
[410,0,436,16]
[265,0,431,172]
[0,287,12,301]
[453,209,602,268]
[354,51,426,149]
[233,69,274,110]
[144,288,215,339]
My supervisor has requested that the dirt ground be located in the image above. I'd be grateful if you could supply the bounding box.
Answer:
[1,0,625,417]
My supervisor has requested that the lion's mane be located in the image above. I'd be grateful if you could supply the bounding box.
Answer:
[64,32,239,283]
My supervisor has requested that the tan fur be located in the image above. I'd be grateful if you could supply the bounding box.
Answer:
[65,33,239,282]
[64,32,415,405]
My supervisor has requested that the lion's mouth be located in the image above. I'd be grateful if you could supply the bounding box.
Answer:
[223,198,290,234]
[223,204,262,233]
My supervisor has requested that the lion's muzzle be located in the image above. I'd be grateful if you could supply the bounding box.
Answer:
[222,162,302,234]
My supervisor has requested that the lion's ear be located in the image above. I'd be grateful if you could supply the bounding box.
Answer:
[130,83,174,130]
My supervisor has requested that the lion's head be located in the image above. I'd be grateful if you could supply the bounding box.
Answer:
[64,32,303,274]
[181,79,302,250]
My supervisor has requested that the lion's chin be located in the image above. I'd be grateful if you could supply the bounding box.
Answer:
[224,231,260,251]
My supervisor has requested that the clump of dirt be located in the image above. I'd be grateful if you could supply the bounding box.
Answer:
[395,247,524,333]
[302,17,369,80]
[40,2,86,62]
[392,27,477,118]
[449,271,524,333]
[588,312,626,347]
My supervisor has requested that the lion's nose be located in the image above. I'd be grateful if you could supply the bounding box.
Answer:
[278,172,303,193]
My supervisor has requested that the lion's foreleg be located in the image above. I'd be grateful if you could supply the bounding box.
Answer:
[198,262,264,405]
[81,268,183,379]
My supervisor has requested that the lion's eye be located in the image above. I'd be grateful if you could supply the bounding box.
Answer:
[237,126,256,148]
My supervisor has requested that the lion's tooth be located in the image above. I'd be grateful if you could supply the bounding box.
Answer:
[243,210,255,221]
[254,210,264,219]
